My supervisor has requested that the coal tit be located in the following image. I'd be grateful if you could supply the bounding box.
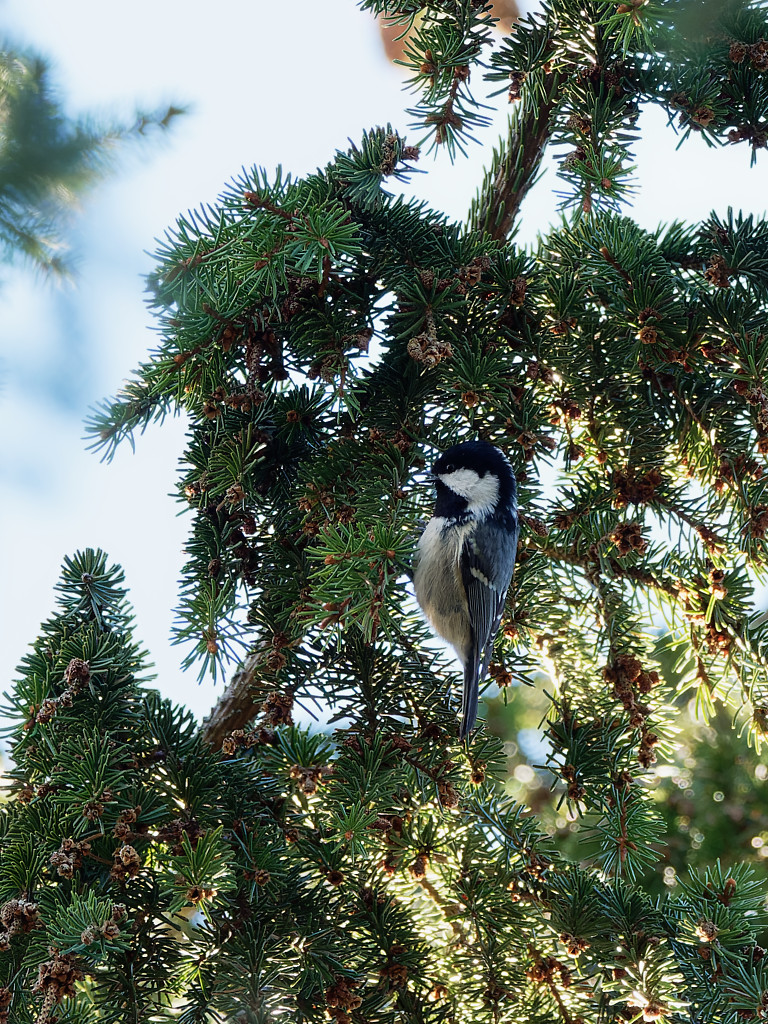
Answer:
[414,440,519,740]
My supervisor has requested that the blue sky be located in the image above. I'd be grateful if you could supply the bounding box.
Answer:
[1,0,766,723]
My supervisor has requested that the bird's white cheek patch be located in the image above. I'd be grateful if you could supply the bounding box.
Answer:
[438,467,479,498]
[438,468,500,515]
[468,474,500,515]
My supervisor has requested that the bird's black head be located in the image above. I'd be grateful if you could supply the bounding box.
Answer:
[432,440,517,521]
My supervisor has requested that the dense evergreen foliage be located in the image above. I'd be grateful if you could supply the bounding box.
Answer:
[3,2,768,1021]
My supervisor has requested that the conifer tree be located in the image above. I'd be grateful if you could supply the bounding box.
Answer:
[3,2,768,1022]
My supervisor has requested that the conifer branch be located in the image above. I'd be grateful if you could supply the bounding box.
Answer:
[201,652,261,748]
[469,68,562,240]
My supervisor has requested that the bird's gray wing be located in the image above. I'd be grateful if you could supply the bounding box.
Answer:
[459,518,518,738]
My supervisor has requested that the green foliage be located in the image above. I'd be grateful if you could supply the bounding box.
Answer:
[0,41,183,277]
[4,0,768,1020]
[2,548,768,1018]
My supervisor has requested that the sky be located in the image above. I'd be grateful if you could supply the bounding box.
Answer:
[1,0,767,727]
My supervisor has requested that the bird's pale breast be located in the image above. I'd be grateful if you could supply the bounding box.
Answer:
[414,517,473,660]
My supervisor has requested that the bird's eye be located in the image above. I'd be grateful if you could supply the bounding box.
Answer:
[442,462,455,474]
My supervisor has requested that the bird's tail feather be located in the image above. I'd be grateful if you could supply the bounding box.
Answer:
[459,654,479,741]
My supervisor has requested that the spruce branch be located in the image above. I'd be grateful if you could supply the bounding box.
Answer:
[469,67,563,240]
[201,651,261,748]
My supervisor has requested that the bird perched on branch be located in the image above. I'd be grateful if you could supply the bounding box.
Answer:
[414,440,519,740]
